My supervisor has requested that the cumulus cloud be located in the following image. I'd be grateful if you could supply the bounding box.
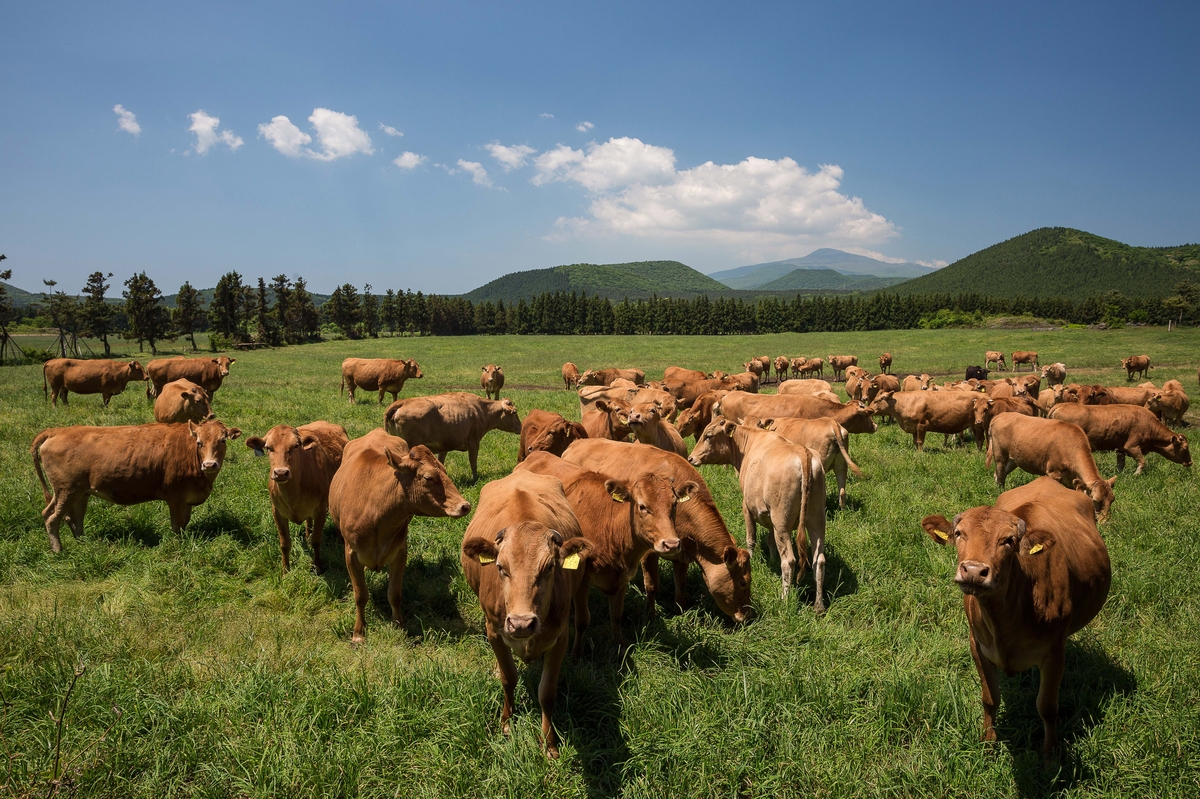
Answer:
[456,159,492,186]
[535,136,897,256]
[485,142,536,172]
[380,123,403,137]
[540,112,555,119]
[257,108,373,161]
[576,120,594,132]
[113,104,140,136]
[393,151,426,169]
[188,111,243,154]
[916,259,949,269]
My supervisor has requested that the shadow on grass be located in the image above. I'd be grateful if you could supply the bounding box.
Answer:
[186,509,256,545]
[92,516,161,548]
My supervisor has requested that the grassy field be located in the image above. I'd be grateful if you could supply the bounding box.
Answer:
[1,328,1198,798]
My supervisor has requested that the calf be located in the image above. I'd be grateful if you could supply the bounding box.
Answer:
[1147,388,1189,427]
[778,379,834,396]
[628,402,688,456]
[246,422,349,573]
[985,414,1116,520]
[901,373,932,392]
[561,362,580,389]
[517,452,693,646]
[753,416,863,509]
[341,357,422,404]
[32,419,240,551]
[690,420,828,611]
[878,352,892,375]
[1122,354,1151,381]
[582,398,632,441]
[43,358,146,407]
[331,429,470,640]
[146,355,234,399]
[1012,351,1039,372]
[828,355,858,382]
[790,357,807,379]
[869,390,987,451]
[384,392,521,480]
[799,358,824,378]
[675,390,727,439]
[1048,403,1191,474]
[460,470,589,759]
[718,392,878,435]
[985,351,1007,371]
[480,364,505,400]
[773,356,790,383]
[519,409,588,462]
[965,365,990,381]
[1041,362,1067,385]
[153,379,213,423]
[921,476,1111,760]
[562,439,753,622]
[577,367,645,387]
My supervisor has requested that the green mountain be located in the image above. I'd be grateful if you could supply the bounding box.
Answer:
[1,282,332,309]
[756,269,910,292]
[0,281,42,306]
[464,260,729,303]
[890,227,1200,300]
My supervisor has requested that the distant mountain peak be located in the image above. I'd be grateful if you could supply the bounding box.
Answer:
[708,248,935,289]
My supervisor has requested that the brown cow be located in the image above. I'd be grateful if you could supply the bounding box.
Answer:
[753,416,863,509]
[517,451,693,646]
[1048,403,1191,474]
[664,366,708,382]
[577,367,645,387]
[481,364,505,400]
[1147,388,1189,427]
[561,362,580,389]
[153,379,213,423]
[1122,355,1151,381]
[146,355,234,399]
[973,396,1039,446]
[384,393,521,481]
[1041,362,1067,385]
[675,390,728,439]
[773,356,790,383]
[719,392,878,435]
[845,371,870,402]
[31,419,241,551]
[1076,384,1117,405]
[460,470,589,759]
[778,378,834,396]
[43,358,146,407]
[878,353,892,374]
[331,429,470,641]
[1104,385,1155,406]
[869,390,988,451]
[901,373,932,392]
[562,439,753,621]
[519,410,588,462]
[690,420,828,611]
[582,398,632,441]
[921,476,1111,760]
[628,402,688,457]
[1011,351,1039,372]
[624,387,679,421]
[985,414,1117,520]
[340,357,422,404]
[743,360,766,380]
[245,421,349,573]
[985,351,1007,371]
[798,358,824,378]
[827,355,858,381]
[722,372,760,393]
[662,377,735,407]
[790,357,807,379]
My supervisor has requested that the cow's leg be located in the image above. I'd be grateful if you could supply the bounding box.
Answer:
[969,630,1001,744]
[742,502,756,552]
[65,495,88,541]
[538,628,570,759]
[770,516,797,599]
[671,558,689,610]
[834,456,848,509]
[42,490,72,553]
[1037,638,1067,761]
[640,552,660,616]
[273,507,292,573]
[915,422,927,451]
[345,543,368,643]
[347,386,356,405]
[309,505,327,574]
[993,453,1007,487]
[61,389,68,406]
[571,575,591,658]
[168,502,193,533]
[379,388,386,404]
[999,459,1017,489]
[806,511,827,615]
[102,393,112,407]
[468,440,480,481]
[436,452,447,464]
[1128,446,1147,475]
[386,538,409,627]
[1116,450,1127,472]
[487,628,519,736]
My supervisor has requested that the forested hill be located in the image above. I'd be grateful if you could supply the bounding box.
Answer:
[889,227,1200,300]
[463,260,728,303]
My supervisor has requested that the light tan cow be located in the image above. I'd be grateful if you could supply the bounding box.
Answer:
[1041,363,1067,385]
[481,364,505,400]
[1012,351,1039,372]
[43,358,147,407]
[674,390,728,439]
[561,362,580,389]
[828,355,858,382]
[878,353,892,374]
[985,351,1007,371]
[778,378,834,396]
[790,357,807,379]
[1147,388,1190,427]
[582,398,632,441]
[664,366,708,382]
[717,392,879,435]
[577,368,645,387]
[869,390,988,451]
[773,356,790,383]
[146,356,234,398]
[751,416,863,509]
[384,393,521,481]
[901,373,932,392]
[153,379,213,423]
[627,402,688,457]
[341,358,422,404]
[799,358,824,378]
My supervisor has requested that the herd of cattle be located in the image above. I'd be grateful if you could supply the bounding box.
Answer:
[26,348,1196,760]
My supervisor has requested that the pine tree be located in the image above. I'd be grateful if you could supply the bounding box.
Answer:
[254,277,277,344]
[123,272,172,354]
[380,289,399,335]
[173,281,206,351]
[210,272,245,340]
[270,275,294,343]
[80,271,115,356]
[324,283,362,338]
[291,277,321,341]
[362,284,380,338]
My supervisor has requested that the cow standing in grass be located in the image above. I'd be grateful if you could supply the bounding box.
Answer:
[43,358,146,407]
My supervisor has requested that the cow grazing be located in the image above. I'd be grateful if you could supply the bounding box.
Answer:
[340,357,422,404]
[754,416,863,509]
[965,365,990,381]
[878,353,892,374]
[628,402,688,456]
[1012,351,1039,372]
[985,414,1116,521]
[481,364,505,400]
[562,439,753,622]
[921,476,1111,760]
[662,376,747,407]
[460,469,589,759]
[722,372,761,393]
[562,362,580,389]
[1122,355,1151,381]
[773,356,790,383]
[517,452,694,645]
[690,420,828,611]
[790,357,807,379]
[870,390,988,451]
[519,409,588,462]
[901,374,932,392]
[798,358,825,378]
[1147,388,1189,427]
[384,392,521,481]
[778,378,834,396]
[245,421,349,573]
[31,419,241,551]
[1041,362,1067,385]
[828,355,858,382]
[577,367,646,387]
[331,429,470,641]
[985,351,1007,371]
[719,392,879,435]
[675,390,728,439]
[43,358,146,407]
[582,398,632,441]
[1048,403,1191,474]
[146,355,234,399]
[664,366,708,382]
[153,379,213,424]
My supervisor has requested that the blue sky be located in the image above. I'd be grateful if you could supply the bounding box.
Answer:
[2,1,1197,295]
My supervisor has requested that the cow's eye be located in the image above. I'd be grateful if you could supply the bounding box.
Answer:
[496,565,507,578]
[638,504,647,513]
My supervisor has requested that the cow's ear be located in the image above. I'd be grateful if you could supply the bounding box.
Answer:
[229,358,237,364]
[226,427,242,440]
[1106,475,1118,489]
[245,436,265,452]
[605,479,630,503]
[211,359,220,364]
[463,537,499,565]
[921,514,952,544]
[560,536,590,568]
[676,480,699,502]
[723,420,737,435]
[722,545,739,567]
[300,434,319,450]
[188,420,199,439]
[384,448,411,474]
[759,418,773,429]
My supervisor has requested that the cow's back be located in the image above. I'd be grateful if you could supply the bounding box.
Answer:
[37,424,197,505]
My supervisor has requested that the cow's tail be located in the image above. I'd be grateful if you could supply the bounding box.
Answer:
[42,362,48,399]
[340,373,345,396]
[984,437,995,469]
[31,431,53,506]
[797,447,813,567]
[835,426,864,479]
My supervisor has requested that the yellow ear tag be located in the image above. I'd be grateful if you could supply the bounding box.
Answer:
[611,493,625,502]
[478,555,495,564]
[934,529,949,541]
[1028,544,1044,555]
[562,553,581,570]
[678,495,690,503]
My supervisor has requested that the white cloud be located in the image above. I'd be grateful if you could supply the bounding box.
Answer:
[257,108,373,161]
[540,112,555,119]
[536,137,897,258]
[188,110,243,154]
[113,104,141,137]
[576,121,594,132]
[393,151,426,169]
[456,159,492,186]
[841,247,908,264]
[380,123,403,137]
[485,142,536,172]
[916,259,949,269]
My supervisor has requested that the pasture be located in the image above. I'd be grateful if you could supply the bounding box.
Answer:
[1,328,1198,798]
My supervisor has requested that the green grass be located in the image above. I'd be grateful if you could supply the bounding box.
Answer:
[1,328,1198,798]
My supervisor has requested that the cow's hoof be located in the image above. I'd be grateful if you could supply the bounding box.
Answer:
[350,634,365,647]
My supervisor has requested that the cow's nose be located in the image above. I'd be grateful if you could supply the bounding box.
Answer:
[272,468,291,482]
[956,560,991,589]
[204,413,216,421]
[657,538,681,554]
[201,460,220,473]
[451,501,471,517]
[687,456,700,467]
[505,614,538,638]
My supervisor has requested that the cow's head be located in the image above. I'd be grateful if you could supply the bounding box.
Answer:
[387,443,471,518]
[923,507,1045,599]
[707,542,753,623]
[674,405,702,438]
[525,415,585,458]
[127,360,147,380]
[1072,476,1117,522]
[246,424,321,483]
[405,359,424,379]
[493,398,521,433]
[592,399,632,439]
[179,382,214,423]
[627,402,663,434]
[689,419,738,467]
[577,369,600,386]
[972,396,996,427]
[463,523,591,639]
[213,356,235,377]
[481,364,502,381]
[189,419,241,475]
[1162,431,1192,467]
[622,474,696,555]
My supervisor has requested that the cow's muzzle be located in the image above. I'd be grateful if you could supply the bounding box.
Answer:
[655,537,681,555]
[271,468,292,483]
[449,501,471,518]
[955,560,994,595]
[200,460,222,474]
[504,614,539,638]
